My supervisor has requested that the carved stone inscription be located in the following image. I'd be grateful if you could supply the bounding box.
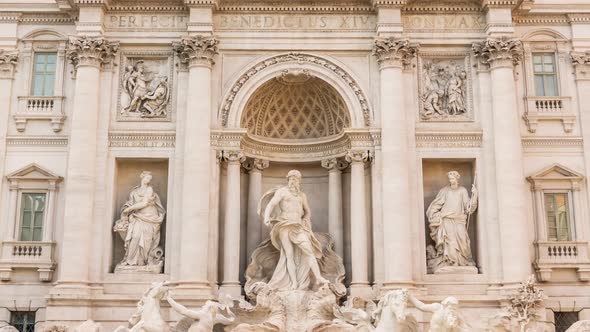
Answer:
[215,14,376,30]
[106,14,188,30]
[419,57,472,121]
[118,53,173,121]
[403,14,485,31]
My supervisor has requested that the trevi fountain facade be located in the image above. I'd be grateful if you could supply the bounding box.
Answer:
[2,0,590,331]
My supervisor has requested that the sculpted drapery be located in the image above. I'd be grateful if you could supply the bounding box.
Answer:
[427,171,478,269]
[114,171,166,270]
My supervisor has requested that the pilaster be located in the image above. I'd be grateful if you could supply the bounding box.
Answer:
[481,0,516,37]
[184,0,217,35]
[321,158,347,258]
[372,0,407,37]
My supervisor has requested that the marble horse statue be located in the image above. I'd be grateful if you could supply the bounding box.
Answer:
[373,289,418,332]
[114,281,171,332]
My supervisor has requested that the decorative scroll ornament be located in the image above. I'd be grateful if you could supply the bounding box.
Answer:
[67,36,119,69]
[372,38,418,69]
[0,50,18,79]
[472,37,523,66]
[172,36,219,67]
[221,52,373,127]
[571,51,590,65]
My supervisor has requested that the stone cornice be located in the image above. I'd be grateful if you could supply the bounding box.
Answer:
[372,0,407,8]
[218,2,373,13]
[19,13,77,25]
[75,0,110,7]
[480,0,518,9]
[373,38,418,69]
[184,0,218,8]
[512,15,569,26]
[402,1,482,13]
[472,37,523,68]
[172,36,218,68]
[0,12,22,23]
[67,36,119,69]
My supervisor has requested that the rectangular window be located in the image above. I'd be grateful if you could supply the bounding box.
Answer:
[10,311,36,332]
[554,311,579,332]
[544,192,571,241]
[31,52,57,96]
[19,193,46,242]
[533,53,558,96]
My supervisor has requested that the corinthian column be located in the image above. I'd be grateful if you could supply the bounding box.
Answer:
[571,52,590,238]
[173,36,218,295]
[0,51,17,240]
[372,39,417,289]
[321,158,345,258]
[245,158,269,259]
[220,151,245,297]
[473,38,530,284]
[346,150,371,297]
[55,37,118,293]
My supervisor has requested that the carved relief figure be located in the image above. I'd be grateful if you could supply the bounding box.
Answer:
[421,60,469,120]
[120,59,170,119]
[261,169,329,290]
[167,293,235,332]
[426,171,478,273]
[113,171,165,273]
[408,295,468,332]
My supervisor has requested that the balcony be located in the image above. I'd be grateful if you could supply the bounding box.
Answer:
[523,96,575,133]
[534,241,590,282]
[0,241,56,281]
[13,96,66,133]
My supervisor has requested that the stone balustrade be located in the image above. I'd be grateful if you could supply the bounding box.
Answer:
[0,240,56,281]
[14,95,66,133]
[534,241,590,282]
[523,95,575,133]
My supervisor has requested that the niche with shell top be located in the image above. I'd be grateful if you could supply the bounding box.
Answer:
[111,158,169,273]
[422,159,479,274]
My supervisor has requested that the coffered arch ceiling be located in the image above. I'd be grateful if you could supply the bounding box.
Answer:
[241,72,351,141]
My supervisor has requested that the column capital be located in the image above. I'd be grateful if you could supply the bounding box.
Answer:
[571,51,590,81]
[244,158,269,172]
[173,36,219,68]
[321,158,348,171]
[472,37,523,69]
[67,36,119,70]
[222,150,245,164]
[345,150,371,163]
[373,38,418,69]
[0,50,18,79]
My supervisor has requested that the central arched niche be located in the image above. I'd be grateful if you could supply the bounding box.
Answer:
[231,70,360,286]
[241,70,351,141]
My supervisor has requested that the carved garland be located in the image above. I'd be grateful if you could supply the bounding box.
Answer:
[220,52,372,127]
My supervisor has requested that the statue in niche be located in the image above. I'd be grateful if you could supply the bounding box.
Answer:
[233,170,347,332]
[421,60,468,120]
[121,60,170,118]
[113,171,165,273]
[408,295,469,332]
[426,171,478,274]
[260,169,329,290]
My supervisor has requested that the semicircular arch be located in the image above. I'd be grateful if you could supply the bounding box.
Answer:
[219,52,373,129]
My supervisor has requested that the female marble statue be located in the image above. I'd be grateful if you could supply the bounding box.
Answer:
[426,170,477,272]
[446,70,467,115]
[113,171,166,271]
[260,170,329,291]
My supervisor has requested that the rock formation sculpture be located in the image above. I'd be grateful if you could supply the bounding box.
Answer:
[113,171,166,273]
[426,170,478,274]
[491,275,546,332]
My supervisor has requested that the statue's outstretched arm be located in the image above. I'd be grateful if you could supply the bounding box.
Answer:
[167,296,200,319]
[408,294,441,313]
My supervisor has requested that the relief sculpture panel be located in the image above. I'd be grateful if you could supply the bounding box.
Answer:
[418,55,473,122]
[118,52,173,121]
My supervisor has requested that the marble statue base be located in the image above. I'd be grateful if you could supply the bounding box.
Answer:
[434,265,478,274]
[114,261,163,274]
